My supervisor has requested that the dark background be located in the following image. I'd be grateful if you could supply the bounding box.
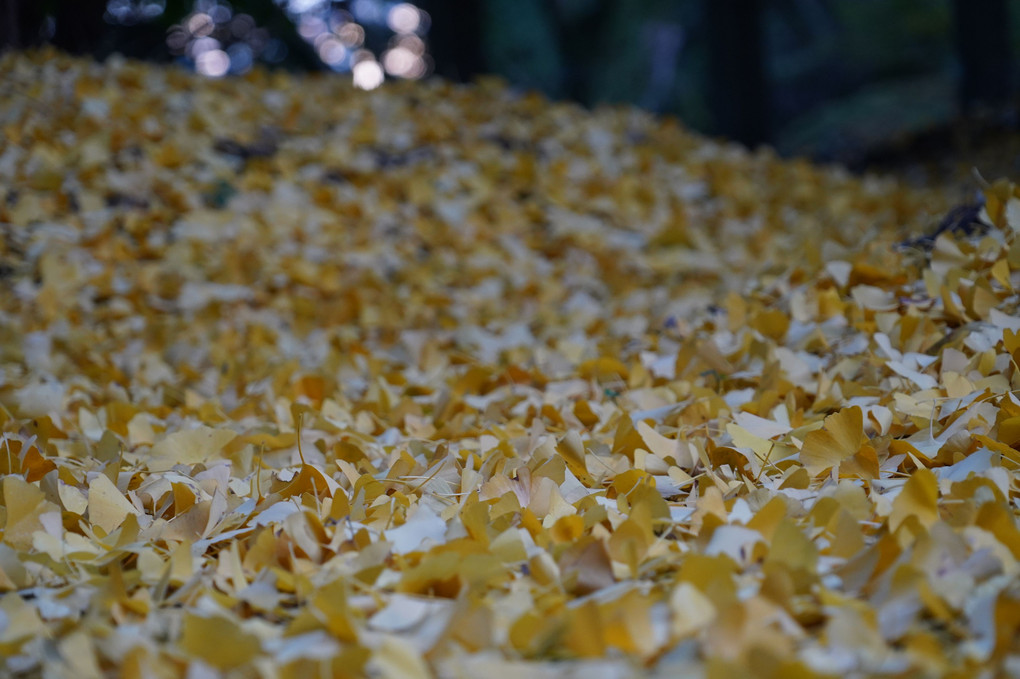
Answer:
[2,0,1018,188]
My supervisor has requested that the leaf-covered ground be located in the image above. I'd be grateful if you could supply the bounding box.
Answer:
[1,51,1019,678]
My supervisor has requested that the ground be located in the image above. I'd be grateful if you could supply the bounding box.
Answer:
[1,50,1019,678]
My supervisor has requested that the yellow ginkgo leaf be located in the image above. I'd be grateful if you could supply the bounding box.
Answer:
[800,406,865,475]
[179,612,261,670]
[148,426,237,470]
[888,468,938,533]
[2,476,59,551]
[87,473,139,534]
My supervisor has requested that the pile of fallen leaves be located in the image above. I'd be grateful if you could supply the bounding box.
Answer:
[1,49,1019,678]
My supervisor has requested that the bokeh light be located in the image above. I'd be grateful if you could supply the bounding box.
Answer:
[230,14,255,39]
[195,48,230,77]
[396,34,425,55]
[169,1,275,77]
[352,59,384,90]
[227,42,254,74]
[298,15,327,40]
[186,12,214,38]
[188,36,220,58]
[337,23,365,49]
[207,4,230,24]
[105,0,165,25]
[387,4,421,35]
[328,9,353,32]
[287,0,326,13]
[350,0,385,25]
[156,0,431,84]
[383,46,425,79]
[166,27,189,54]
[351,48,374,66]
[316,36,346,66]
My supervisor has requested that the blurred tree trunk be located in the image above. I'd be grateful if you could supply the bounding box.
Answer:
[953,0,1012,112]
[552,0,611,105]
[704,0,770,147]
[0,0,46,50]
[0,0,19,50]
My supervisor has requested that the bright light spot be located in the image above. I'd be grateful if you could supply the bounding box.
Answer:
[337,23,364,48]
[298,15,327,39]
[383,46,424,78]
[396,34,425,55]
[189,37,220,58]
[186,12,214,37]
[317,37,347,65]
[352,60,384,90]
[287,0,326,13]
[193,37,219,54]
[196,49,230,77]
[387,3,420,34]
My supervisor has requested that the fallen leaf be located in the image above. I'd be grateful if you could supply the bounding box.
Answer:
[800,407,865,475]
[148,427,237,470]
[88,473,139,534]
